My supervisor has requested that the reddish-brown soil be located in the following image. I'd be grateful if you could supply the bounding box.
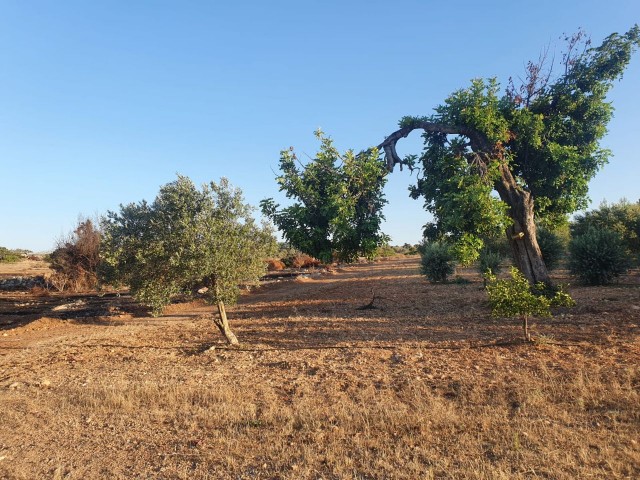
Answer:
[1,258,639,479]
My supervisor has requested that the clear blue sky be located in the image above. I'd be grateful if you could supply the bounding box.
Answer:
[1,0,639,252]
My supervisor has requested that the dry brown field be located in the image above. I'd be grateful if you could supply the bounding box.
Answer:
[1,257,639,479]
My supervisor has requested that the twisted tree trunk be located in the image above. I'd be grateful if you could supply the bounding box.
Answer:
[494,164,552,286]
[378,121,552,286]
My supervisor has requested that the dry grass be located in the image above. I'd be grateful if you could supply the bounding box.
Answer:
[3,348,638,479]
[0,259,52,278]
[1,258,639,479]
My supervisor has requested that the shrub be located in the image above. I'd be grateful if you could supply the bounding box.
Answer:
[374,244,396,259]
[478,248,504,276]
[571,199,640,264]
[49,219,101,292]
[568,228,631,285]
[402,243,419,255]
[486,267,575,341]
[537,226,566,271]
[483,234,511,259]
[420,242,455,283]
[0,247,22,263]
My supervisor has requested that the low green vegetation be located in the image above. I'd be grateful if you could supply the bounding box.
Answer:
[568,228,631,285]
[478,247,504,276]
[536,226,567,271]
[571,199,640,265]
[486,267,575,341]
[0,247,26,263]
[419,242,456,283]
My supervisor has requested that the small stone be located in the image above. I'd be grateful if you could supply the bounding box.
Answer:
[9,382,23,390]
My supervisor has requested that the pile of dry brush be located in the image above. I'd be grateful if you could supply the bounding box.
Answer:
[49,219,101,292]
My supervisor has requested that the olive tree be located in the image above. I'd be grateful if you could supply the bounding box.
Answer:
[100,175,276,345]
[377,27,639,285]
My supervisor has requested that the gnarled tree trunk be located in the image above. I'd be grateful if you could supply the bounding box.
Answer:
[494,164,552,286]
[377,121,552,286]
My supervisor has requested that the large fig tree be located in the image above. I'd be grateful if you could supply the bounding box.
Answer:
[378,27,639,285]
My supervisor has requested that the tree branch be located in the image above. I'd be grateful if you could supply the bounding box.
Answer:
[377,121,490,171]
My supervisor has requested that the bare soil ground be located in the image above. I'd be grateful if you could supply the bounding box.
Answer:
[1,258,639,479]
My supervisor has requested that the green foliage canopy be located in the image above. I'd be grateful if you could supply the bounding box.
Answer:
[486,267,575,319]
[100,176,276,315]
[404,27,639,259]
[261,130,388,263]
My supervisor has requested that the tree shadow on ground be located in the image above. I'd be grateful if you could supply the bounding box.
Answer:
[0,292,150,330]
[222,262,639,350]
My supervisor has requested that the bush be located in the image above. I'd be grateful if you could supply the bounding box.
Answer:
[420,242,456,283]
[571,199,640,264]
[486,267,575,341]
[402,243,419,255]
[49,219,101,292]
[478,248,504,275]
[568,228,631,285]
[0,247,22,263]
[374,244,396,259]
[537,226,566,271]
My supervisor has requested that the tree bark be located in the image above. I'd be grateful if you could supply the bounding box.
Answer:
[522,315,531,342]
[493,164,552,286]
[378,122,553,286]
[212,300,239,345]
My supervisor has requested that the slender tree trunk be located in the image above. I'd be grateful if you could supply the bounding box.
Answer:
[212,300,239,345]
[495,164,552,286]
[522,315,531,342]
[211,278,239,345]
